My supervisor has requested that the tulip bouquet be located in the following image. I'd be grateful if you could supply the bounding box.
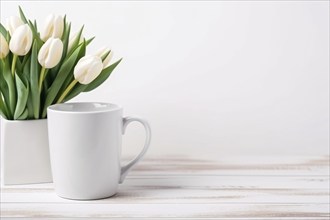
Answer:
[0,7,121,120]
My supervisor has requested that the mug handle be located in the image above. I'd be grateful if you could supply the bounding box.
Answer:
[119,116,151,183]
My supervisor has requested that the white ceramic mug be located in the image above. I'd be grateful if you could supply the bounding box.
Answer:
[47,102,151,200]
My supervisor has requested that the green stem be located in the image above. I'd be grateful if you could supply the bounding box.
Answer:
[11,55,18,77]
[57,79,78,103]
[38,67,47,92]
[3,58,16,119]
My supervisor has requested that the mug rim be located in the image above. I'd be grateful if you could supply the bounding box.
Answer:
[47,102,122,114]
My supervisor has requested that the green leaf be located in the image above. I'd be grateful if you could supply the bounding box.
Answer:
[61,22,71,59]
[15,55,24,75]
[34,20,38,31]
[0,80,10,111]
[57,40,86,99]
[22,54,31,79]
[66,25,83,55]
[44,69,53,91]
[63,36,92,61]
[26,92,34,119]
[3,58,16,118]
[21,52,31,68]
[30,41,40,119]
[61,15,67,39]
[0,60,11,115]
[17,108,28,120]
[86,36,95,46]
[0,93,9,119]
[84,58,122,92]
[63,83,87,102]
[42,43,84,118]
[5,30,11,43]
[14,74,29,120]
[18,72,34,119]
[49,22,71,79]
[18,6,28,23]
[28,20,43,47]
[0,23,8,37]
[78,39,86,57]
[58,74,74,99]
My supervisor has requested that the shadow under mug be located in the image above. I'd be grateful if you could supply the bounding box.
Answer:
[47,102,151,200]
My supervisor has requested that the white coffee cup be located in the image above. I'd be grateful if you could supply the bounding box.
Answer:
[47,102,151,200]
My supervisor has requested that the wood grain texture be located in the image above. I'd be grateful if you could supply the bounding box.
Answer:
[1,155,329,219]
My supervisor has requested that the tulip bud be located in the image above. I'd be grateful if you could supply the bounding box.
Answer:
[95,47,113,68]
[6,16,24,36]
[38,37,63,69]
[40,14,64,41]
[9,24,33,56]
[73,55,103,84]
[67,31,83,53]
[0,34,9,59]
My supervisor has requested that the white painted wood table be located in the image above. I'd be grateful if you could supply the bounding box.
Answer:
[1,155,329,219]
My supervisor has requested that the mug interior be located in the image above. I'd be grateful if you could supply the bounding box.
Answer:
[48,102,121,113]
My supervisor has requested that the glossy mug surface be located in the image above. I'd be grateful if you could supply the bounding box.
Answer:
[47,102,151,200]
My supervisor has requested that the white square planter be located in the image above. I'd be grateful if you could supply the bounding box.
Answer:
[0,118,52,185]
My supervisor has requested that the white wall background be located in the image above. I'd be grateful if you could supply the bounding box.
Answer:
[1,1,329,157]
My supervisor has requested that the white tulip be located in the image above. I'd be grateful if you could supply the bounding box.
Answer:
[40,14,64,41]
[0,34,9,59]
[6,16,24,36]
[73,55,103,84]
[9,24,33,56]
[95,47,113,68]
[38,37,63,69]
[67,31,83,52]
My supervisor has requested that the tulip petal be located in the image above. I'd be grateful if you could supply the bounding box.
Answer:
[38,39,50,66]
[24,27,33,55]
[0,34,9,59]
[86,58,103,83]
[40,14,54,41]
[6,16,24,36]
[9,24,33,56]
[40,14,64,41]
[84,58,122,92]
[53,15,64,39]
[51,39,63,67]
[73,55,93,82]
[94,47,109,57]
[73,55,103,84]
[38,38,64,69]
[46,38,63,68]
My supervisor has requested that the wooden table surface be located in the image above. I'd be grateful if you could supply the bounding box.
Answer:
[1,154,329,219]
